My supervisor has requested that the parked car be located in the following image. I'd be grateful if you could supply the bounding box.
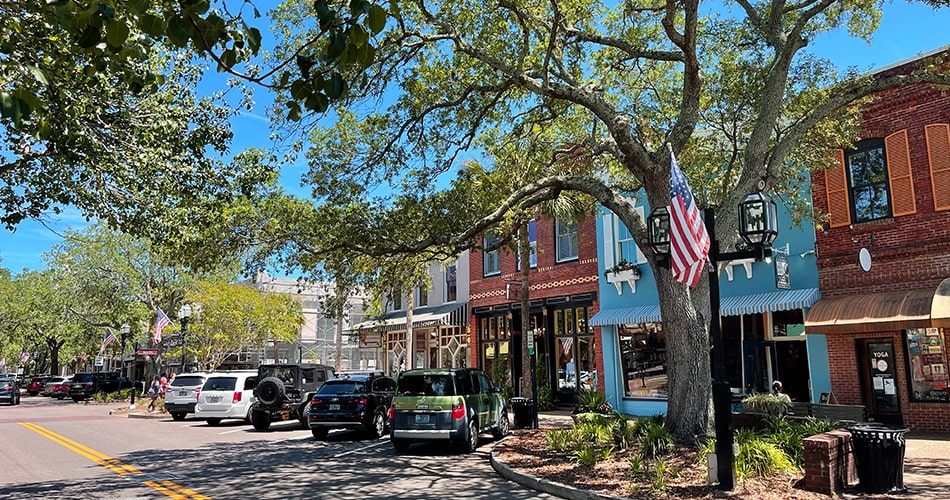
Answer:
[49,376,73,400]
[42,376,69,397]
[307,371,396,440]
[164,372,212,421]
[27,375,50,396]
[249,363,334,431]
[389,368,509,453]
[194,371,258,426]
[67,371,136,401]
[0,377,20,405]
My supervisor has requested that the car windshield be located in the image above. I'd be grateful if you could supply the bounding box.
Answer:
[317,381,366,395]
[397,374,455,396]
[203,377,237,391]
[171,376,205,387]
[260,367,296,383]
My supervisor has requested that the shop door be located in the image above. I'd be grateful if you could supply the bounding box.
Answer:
[858,340,902,425]
[743,340,777,394]
[774,341,810,403]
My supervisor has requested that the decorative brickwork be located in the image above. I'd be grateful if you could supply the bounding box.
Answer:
[803,429,857,495]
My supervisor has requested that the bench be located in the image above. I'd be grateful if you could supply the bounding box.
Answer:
[786,402,868,423]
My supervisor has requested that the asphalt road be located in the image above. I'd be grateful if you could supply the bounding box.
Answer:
[0,395,555,500]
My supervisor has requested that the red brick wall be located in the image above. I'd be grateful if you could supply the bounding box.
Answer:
[467,215,603,391]
[812,54,950,432]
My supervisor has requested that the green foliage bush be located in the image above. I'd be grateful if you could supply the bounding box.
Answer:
[765,416,842,467]
[733,428,797,479]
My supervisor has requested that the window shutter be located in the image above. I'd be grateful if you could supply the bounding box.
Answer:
[885,129,916,217]
[825,149,851,227]
[603,212,615,268]
[925,123,950,211]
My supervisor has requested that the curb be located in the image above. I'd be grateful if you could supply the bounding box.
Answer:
[489,440,629,500]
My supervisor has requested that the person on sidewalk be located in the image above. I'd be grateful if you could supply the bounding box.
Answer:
[146,376,161,413]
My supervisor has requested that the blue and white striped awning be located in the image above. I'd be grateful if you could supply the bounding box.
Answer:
[590,305,662,326]
[591,288,820,326]
[720,288,821,317]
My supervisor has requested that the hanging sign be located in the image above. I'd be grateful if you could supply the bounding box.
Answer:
[527,329,535,355]
[774,253,790,289]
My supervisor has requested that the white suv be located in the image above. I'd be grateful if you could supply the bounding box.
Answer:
[194,371,258,426]
[165,372,211,421]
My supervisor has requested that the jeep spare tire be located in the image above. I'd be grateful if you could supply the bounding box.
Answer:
[256,376,286,406]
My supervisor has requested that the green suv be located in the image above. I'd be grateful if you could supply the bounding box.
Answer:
[389,368,509,453]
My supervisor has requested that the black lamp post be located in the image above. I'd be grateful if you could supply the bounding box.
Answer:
[178,304,192,373]
[648,190,777,491]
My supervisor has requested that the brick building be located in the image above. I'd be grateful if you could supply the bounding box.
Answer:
[805,47,950,431]
[468,216,601,404]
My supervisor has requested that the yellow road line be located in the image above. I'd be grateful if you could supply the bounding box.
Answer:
[19,422,212,500]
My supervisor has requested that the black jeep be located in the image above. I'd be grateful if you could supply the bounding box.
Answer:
[250,363,334,431]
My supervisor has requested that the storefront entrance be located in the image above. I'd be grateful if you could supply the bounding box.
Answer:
[857,339,903,425]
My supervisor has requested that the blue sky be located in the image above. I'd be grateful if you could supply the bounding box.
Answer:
[2,2,949,275]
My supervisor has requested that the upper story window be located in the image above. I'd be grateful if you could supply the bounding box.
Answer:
[616,221,639,264]
[417,284,428,307]
[446,263,457,302]
[483,235,501,276]
[846,138,892,223]
[555,219,579,262]
[516,220,538,271]
[391,292,402,311]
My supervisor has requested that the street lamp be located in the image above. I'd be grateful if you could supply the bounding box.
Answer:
[120,323,134,408]
[178,303,193,373]
[648,190,777,491]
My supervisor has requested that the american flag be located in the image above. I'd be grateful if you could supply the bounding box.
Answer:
[18,350,30,363]
[99,329,118,355]
[669,150,710,287]
[153,308,172,344]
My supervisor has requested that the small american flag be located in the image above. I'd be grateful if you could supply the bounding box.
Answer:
[99,329,118,355]
[669,149,710,287]
[18,350,30,363]
[153,308,172,344]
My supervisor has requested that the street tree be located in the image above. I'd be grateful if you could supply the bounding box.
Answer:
[244,0,950,442]
[182,281,304,370]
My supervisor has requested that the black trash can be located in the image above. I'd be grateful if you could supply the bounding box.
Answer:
[510,397,535,429]
[846,423,909,494]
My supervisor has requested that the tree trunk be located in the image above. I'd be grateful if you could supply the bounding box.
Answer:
[405,293,414,370]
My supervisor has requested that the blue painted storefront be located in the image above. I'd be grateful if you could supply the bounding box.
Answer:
[593,198,829,417]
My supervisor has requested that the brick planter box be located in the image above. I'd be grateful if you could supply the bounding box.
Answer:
[803,429,857,495]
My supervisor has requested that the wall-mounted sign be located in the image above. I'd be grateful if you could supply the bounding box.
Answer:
[136,348,158,356]
[774,253,790,289]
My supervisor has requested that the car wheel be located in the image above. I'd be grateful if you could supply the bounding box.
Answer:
[491,410,510,440]
[171,412,186,421]
[461,417,479,453]
[28,391,38,397]
[311,427,328,440]
[298,400,312,427]
[72,396,84,402]
[392,438,411,453]
[256,377,285,406]
[369,410,386,438]
[206,418,222,426]
[251,410,271,431]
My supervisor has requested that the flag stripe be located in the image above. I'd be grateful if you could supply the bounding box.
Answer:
[99,329,118,355]
[669,150,710,287]
[154,308,172,344]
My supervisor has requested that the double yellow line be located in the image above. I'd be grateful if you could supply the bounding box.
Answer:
[19,422,211,500]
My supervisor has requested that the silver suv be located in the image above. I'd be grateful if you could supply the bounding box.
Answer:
[164,372,211,421]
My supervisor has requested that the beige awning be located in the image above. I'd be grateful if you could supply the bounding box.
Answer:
[805,277,950,334]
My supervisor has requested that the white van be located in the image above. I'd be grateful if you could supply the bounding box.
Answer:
[165,372,211,421]
[194,371,258,426]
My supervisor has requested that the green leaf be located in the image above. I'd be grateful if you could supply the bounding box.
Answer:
[97,2,116,20]
[106,19,130,48]
[287,101,302,122]
[290,80,310,101]
[349,25,368,48]
[77,26,101,49]
[325,73,346,99]
[356,43,376,68]
[305,92,329,113]
[127,0,150,15]
[246,27,262,54]
[139,14,165,38]
[26,65,49,86]
[367,5,387,34]
[167,16,192,48]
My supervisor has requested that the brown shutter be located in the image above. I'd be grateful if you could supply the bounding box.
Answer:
[885,129,916,217]
[825,149,851,228]
[925,123,950,211]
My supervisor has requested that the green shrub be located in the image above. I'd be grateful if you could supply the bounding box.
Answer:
[741,393,790,416]
[571,442,600,466]
[651,458,668,492]
[544,428,579,453]
[639,421,674,460]
[573,389,612,414]
[765,416,842,467]
[535,384,556,411]
[734,428,796,479]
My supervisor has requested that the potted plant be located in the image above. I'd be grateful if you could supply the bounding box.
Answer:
[572,389,614,423]
[741,393,791,417]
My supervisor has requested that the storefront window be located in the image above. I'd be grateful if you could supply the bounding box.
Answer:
[905,328,949,402]
[618,323,667,398]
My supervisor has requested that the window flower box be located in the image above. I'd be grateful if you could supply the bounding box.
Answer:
[604,261,641,294]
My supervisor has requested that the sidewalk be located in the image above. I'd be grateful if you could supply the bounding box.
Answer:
[495,411,950,499]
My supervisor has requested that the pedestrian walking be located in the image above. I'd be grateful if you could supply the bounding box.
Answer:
[146,376,161,413]
[158,372,168,413]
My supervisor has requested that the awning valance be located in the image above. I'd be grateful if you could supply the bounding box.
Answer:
[348,302,469,333]
[590,305,662,327]
[720,288,821,317]
[805,278,950,334]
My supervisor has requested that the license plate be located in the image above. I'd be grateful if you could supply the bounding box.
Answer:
[208,396,222,403]
[179,391,188,396]
[415,414,429,423]
[329,404,340,411]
